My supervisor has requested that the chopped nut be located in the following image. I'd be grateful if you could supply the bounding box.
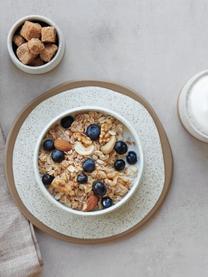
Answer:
[99,122,113,144]
[74,142,95,156]
[73,132,92,146]
[101,136,116,154]
[54,138,72,151]
[82,194,98,211]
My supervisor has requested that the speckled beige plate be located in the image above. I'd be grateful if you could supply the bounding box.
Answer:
[5,81,173,243]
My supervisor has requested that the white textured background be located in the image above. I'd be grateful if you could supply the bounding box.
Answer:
[1,1,208,276]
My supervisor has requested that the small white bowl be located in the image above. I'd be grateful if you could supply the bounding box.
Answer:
[34,106,144,216]
[178,70,208,143]
[7,15,65,74]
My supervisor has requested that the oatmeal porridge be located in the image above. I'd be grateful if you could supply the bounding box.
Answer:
[38,111,139,212]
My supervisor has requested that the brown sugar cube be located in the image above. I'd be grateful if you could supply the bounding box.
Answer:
[16,43,36,65]
[20,21,41,41]
[40,44,58,62]
[29,56,44,66]
[28,38,45,55]
[41,26,56,43]
[13,34,25,47]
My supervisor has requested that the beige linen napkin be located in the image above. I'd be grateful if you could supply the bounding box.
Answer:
[0,127,43,277]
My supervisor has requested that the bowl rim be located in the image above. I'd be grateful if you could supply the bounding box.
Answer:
[7,14,65,72]
[33,106,144,216]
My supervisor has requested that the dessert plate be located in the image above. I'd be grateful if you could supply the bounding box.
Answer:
[5,81,173,243]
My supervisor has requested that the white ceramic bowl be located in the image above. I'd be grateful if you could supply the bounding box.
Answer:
[178,70,208,143]
[34,106,144,216]
[7,15,65,74]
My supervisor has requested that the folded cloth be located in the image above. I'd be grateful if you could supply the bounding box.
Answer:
[0,127,43,277]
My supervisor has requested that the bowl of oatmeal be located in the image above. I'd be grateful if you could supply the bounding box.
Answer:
[34,106,144,216]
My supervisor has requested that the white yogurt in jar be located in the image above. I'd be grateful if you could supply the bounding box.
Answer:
[178,70,208,142]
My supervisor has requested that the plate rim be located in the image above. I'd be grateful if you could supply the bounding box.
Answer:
[5,80,173,244]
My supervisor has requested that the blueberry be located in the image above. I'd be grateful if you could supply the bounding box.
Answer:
[114,141,128,154]
[82,158,96,172]
[51,149,65,163]
[86,124,100,140]
[43,139,54,151]
[77,173,88,184]
[126,151,138,165]
[101,197,113,209]
[60,115,74,129]
[42,174,54,186]
[92,181,107,197]
[114,159,125,171]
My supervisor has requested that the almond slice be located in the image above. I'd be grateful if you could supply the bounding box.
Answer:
[54,138,72,151]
